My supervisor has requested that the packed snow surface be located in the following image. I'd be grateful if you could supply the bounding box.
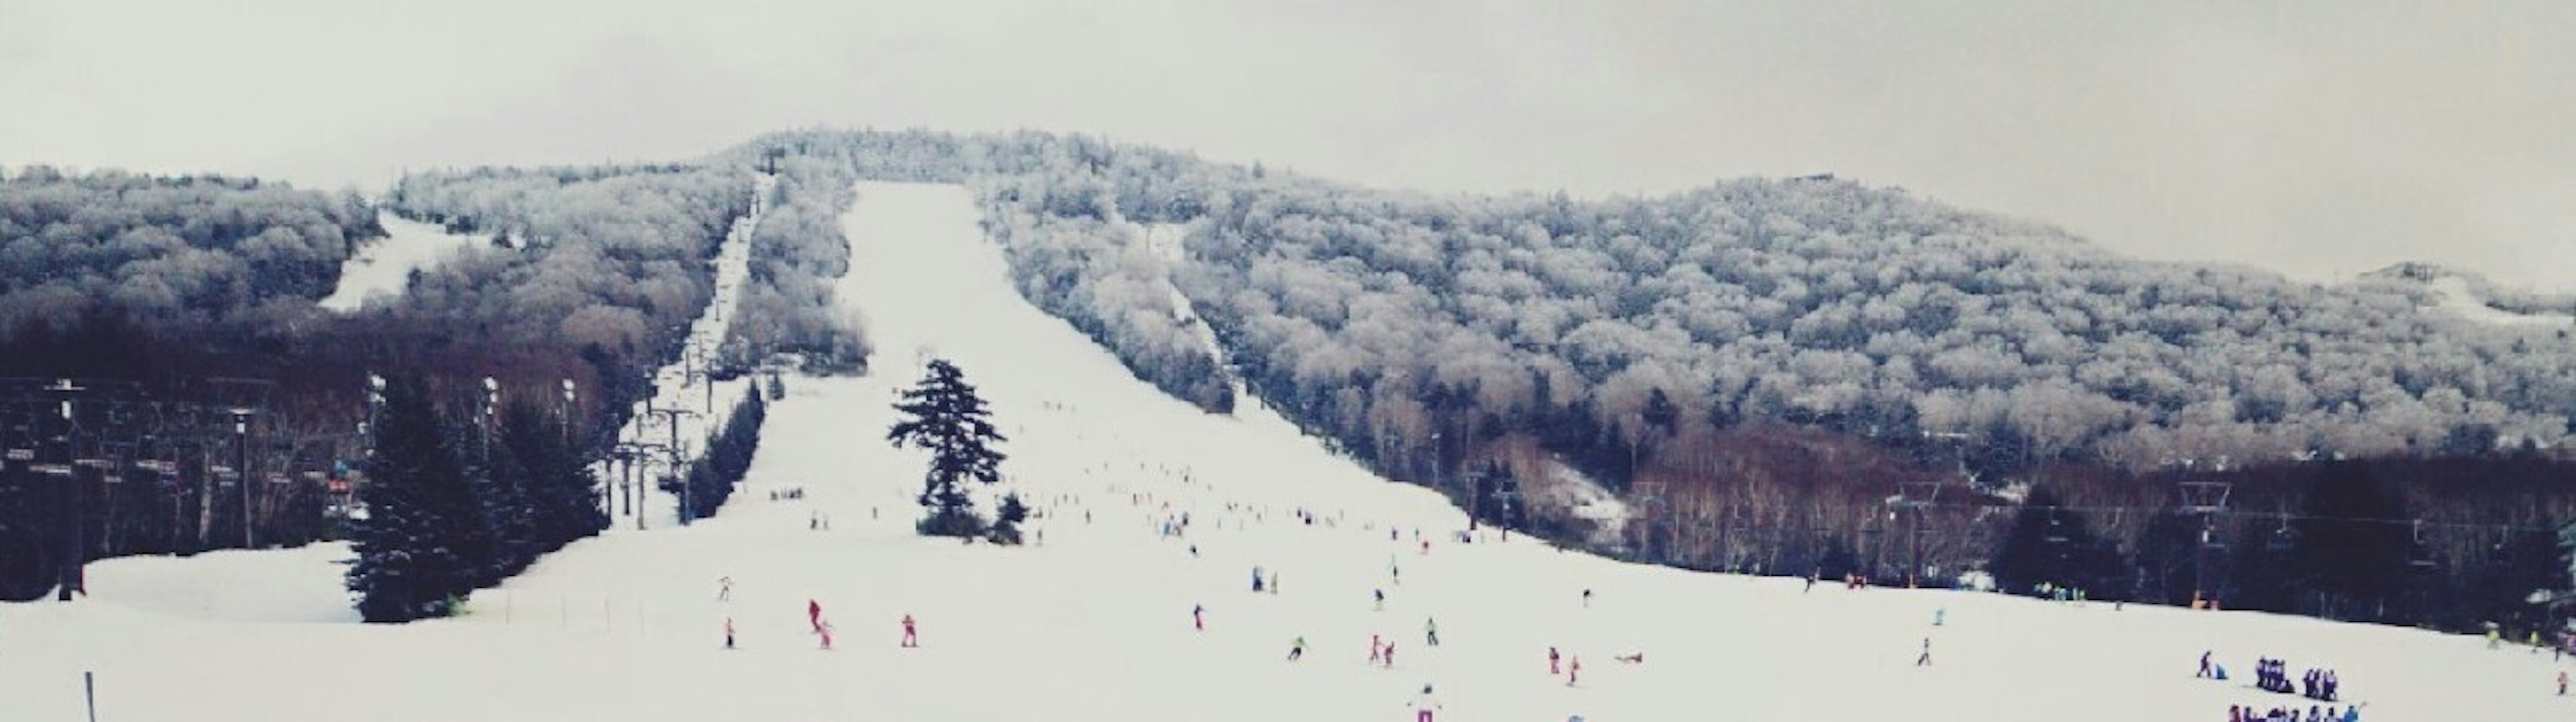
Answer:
[7,182,2563,721]
[317,214,486,312]
[2425,276,2575,328]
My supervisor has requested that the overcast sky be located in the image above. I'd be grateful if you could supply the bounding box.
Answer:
[4,0,2571,288]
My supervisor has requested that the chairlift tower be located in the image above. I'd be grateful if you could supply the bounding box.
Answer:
[1895,481,1942,587]
[2178,479,2233,607]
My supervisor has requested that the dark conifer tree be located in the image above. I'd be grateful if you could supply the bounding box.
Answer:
[2292,463,2415,621]
[498,402,606,553]
[989,492,1029,545]
[346,377,478,622]
[1990,487,2125,597]
[888,359,1007,539]
[464,428,539,584]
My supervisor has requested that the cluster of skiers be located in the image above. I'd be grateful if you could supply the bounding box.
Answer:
[2229,703,2359,722]
[2033,582,2090,603]
[2251,658,2339,701]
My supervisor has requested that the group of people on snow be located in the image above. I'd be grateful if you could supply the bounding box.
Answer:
[2229,703,2358,722]
[2252,657,2337,701]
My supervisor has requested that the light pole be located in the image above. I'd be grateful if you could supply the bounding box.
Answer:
[46,378,84,601]
[228,406,256,550]
[478,377,500,465]
[559,379,576,446]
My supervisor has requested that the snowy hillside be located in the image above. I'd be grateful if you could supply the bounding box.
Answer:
[5,182,2567,722]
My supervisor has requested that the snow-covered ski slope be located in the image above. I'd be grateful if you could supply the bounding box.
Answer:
[5,181,2564,721]
[318,214,488,312]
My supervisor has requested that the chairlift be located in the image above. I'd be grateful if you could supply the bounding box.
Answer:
[2407,520,2438,568]
[2265,514,2296,553]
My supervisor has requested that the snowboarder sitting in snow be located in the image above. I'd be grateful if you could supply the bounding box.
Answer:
[1614,652,1644,665]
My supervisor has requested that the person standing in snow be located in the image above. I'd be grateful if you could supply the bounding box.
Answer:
[1549,646,1562,674]
[717,576,733,601]
[724,617,736,650]
[1582,589,1593,608]
[808,599,823,634]
[1407,684,1442,722]
[901,614,918,648]
[2198,650,2214,678]
[818,618,835,650]
[1371,634,1385,664]
[1375,588,1387,611]
[2558,669,2567,695]
[1425,617,1440,646]
[1288,636,1307,661]
[1566,656,1581,686]
[1383,641,1397,668]
[1193,603,1206,631]
[1915,637,1932,666]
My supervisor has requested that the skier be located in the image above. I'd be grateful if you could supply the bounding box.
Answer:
[1933,607,1945,626]
[1406,684,1444,722]
[1383,641,1397,668]
[1194,603,1206,631]
[1915,637,1932,666]
[1425,617,1440,646]
[1371,634,1385,664]
[1375,588,1387,611]
[808,599,823,634]
[717,576,733,601]
[2198,650,2213,678]
[818,619,835,650]
[1549,646,1562,674]
[1270,570,1281,595]
[1252,566,1266,593]
[1566,656,1581,686]
[2559,669,2567,695]
[1288,636,1306,661]
[901,614,918,648]
[724,617,736,650]
[1582,589,1593,608]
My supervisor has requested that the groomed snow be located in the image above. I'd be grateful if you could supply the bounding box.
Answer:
[5,182,2566,721]
[317,215,488,312]
[2426,276,2575,328]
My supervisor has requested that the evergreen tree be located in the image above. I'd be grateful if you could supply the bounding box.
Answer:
[989,492,1029,545]
[888,359,1008,539]
[680,383,767,522]
[1990,486,2125,597]
[463,428,538,585]
[346,377,479,622]
[2290,463,2415,621]
[498,402,606,554]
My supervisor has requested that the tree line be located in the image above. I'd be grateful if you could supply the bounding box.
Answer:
[0,161,771,605]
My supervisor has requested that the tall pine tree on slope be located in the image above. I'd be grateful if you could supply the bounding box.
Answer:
[888,359,1008,539]
[346,377,479,623]
[496,402,607,554]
